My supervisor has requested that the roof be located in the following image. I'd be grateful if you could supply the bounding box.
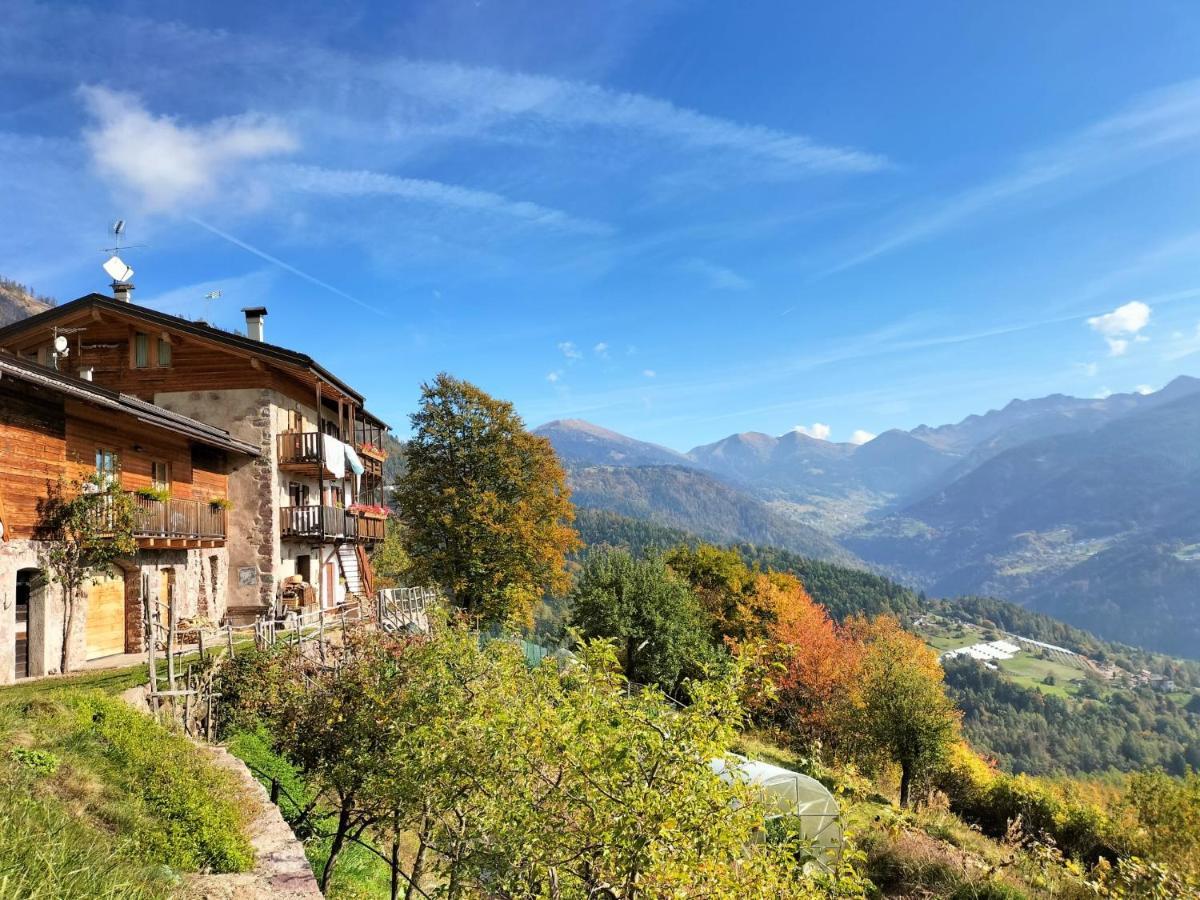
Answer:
[0,293,375,413]
[0,351,261,457]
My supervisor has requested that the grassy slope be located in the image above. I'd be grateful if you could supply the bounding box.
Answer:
[0,667,254,900]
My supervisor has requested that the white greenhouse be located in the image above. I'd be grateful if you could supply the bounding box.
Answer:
[711,755,844,871]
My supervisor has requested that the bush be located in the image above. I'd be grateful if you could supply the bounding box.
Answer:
[71,693,254,873]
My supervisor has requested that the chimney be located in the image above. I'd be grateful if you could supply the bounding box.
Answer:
[242,306,268,342]
[78,366,94,382]
[111,280,134,303]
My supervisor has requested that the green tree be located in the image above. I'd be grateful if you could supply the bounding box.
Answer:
[38,473,136,674]
[396,374,580,625]
[569,547,720,695]
[371,519,413,589]
[842,616,961,807]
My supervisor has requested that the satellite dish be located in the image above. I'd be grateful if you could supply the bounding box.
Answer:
[102,254,134,283]
[53,335,69,353]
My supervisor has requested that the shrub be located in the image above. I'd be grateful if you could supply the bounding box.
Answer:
[71,693,254,873]
[9,747,60,776]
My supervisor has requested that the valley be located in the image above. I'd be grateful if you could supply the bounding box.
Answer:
[536,375,1200,658]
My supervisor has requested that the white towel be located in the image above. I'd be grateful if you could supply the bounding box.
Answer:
[322,433,346,480]
[344,444,364,494]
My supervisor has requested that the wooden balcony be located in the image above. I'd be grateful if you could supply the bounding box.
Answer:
[280,506,385,543]
[131,494,226,548]
[277,431,340,478]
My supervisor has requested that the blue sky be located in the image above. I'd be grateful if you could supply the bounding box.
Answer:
[4,1,1200,450]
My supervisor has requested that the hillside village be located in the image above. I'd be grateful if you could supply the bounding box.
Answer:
[0,287,390,680]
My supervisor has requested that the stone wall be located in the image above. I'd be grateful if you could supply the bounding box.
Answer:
[0,539,67,683]
[0,541,229,683]
[155,389,278,612]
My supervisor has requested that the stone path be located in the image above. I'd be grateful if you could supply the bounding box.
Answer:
[119,685,323,899]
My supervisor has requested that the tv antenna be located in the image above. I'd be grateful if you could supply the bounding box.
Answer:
[100,219,142,298]
[202,290,222,323]
[49,325,87,371]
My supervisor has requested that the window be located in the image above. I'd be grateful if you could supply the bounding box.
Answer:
[156,337,172,367]
[288,482,310,507]
[95,449,118,483]
[151,461,170,491]
[133,333,149,368]
[286,408,302,432]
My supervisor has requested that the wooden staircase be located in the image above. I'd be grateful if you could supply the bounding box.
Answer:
[337,543,374,604]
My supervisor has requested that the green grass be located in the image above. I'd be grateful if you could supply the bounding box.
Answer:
[995,653,1087,698]
[0,664,254,898]
[226,727,400,899]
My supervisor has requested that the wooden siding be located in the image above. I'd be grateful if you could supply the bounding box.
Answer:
[0,381,229,539]
[1,310,361,415]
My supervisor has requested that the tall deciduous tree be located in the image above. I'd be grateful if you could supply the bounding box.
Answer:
[569,547,720,695]
[396,374,579,625]
[38,473,136,674]
[842,615,961,807]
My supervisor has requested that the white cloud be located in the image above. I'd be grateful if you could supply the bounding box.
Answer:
[1135,384,1154,395]
[278,163,612,236]
[1078,362,1099,377]
[850,429,877,445]
[793,422,832,441]
[1087,300,1151,337]
[642,369,656,378]
[557,341,582,360]
[593,342,609,358]
[1087,300,1151,356]
[80,85,296,212]
[1095,387,1113,400]
[546,370,562,383]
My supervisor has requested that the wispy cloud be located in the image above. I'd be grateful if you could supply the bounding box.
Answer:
[81,85,296,212]
[642,369,656,378]
[557,341,582,360]
[277,163,613,236]
[681,258,752,292]
[187,215,386,315]
[593,342,609,358]
[829,79,1200,272]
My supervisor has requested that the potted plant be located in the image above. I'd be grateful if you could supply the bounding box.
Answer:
[135,486,171,503]
[209,497,232,511]
[348,503,389,519]
[357,441,385,459]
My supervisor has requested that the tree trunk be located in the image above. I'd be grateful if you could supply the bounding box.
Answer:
[899,761,913,808]
[406,820,429,900]
[321,806,353,892]
[60,583,77,674]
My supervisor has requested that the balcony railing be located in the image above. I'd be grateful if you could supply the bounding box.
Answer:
[278,431,323,467]
[131,494,226,540]
[279,506,385,542]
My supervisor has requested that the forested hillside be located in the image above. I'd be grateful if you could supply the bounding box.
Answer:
[572,509,1200,778]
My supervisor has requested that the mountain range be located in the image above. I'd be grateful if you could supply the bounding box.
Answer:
[536,377,1200,657]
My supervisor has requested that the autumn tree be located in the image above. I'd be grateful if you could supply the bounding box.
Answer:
[569,547,720,695]
[38,473,136,674]
[841,615,961,807]
[395,373,579,625]
[757,572,864,749]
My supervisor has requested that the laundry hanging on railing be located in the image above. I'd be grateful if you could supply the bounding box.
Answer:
[322,433,346,479]
[344,443,365,492]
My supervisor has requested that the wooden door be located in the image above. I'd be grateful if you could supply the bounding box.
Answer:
[85,568,126,659]
[323,562,335,609]
[14,580,29,679]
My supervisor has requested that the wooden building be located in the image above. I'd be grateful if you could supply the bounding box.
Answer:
[0,293,391,623]
[0,352,259,682]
